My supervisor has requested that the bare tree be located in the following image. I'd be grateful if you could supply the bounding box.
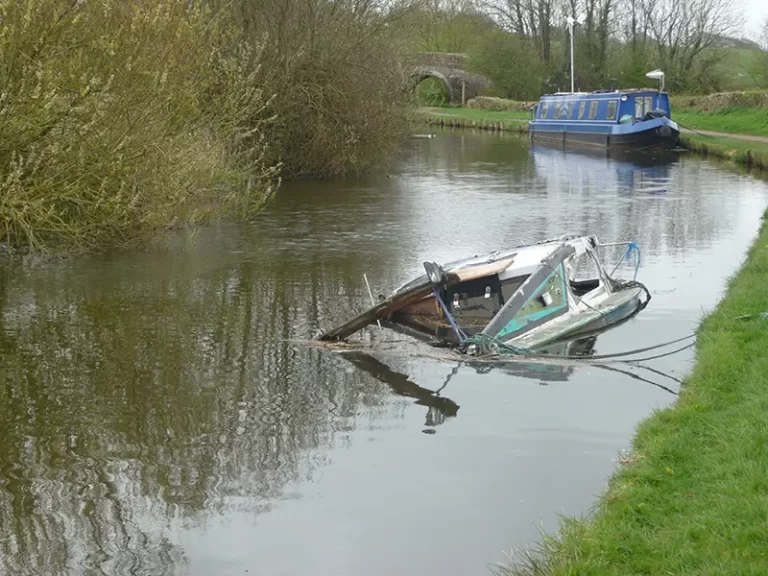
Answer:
[482,0,555,63]
[638,0,740,86]
[762,15,768,50]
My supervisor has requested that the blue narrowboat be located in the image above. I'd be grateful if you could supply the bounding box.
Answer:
[528,77,680,152]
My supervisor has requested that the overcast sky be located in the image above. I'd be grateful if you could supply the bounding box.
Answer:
[742,0,767,41]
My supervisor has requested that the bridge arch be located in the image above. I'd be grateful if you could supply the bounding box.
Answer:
[408,68,453,104]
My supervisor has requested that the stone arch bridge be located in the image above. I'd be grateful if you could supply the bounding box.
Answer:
[405,52,490,105]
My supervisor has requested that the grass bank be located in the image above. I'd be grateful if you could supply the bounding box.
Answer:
[681,135,768,171]
[498,212,768,575]
[675,107,768,138]
[419,107,529,132]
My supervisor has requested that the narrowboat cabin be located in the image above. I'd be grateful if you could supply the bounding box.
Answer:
[528,71,680,153]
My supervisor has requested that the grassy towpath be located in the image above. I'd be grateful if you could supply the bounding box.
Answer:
[680,129,768,144]
[500,212,768,576]
[674,107,768,139]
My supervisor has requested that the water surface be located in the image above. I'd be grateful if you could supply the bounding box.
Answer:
[1,131,766,576]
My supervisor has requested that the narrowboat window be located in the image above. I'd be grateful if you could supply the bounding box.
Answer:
[644,96,653,113]
[578,101,586,119]
[606,101,617,120]
[635,97,644,118]
[562,102,573,118]
[554,103,561,118]
[589,101,598,119]
[540,103,549,119]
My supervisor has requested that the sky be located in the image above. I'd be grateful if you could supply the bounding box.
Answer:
[742,0,768,42]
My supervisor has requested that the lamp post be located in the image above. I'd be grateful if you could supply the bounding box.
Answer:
[645,69,666,93]
[566,15,586,93]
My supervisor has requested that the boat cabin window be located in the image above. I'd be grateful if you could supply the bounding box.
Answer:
[635,96,656,118]
[589,101,598,119]
[540,103,549,119]
[562,102,573,118]
[606,101,617,120]
[554,103,561,118]
[578,102,586,119]
[497,264,568,339]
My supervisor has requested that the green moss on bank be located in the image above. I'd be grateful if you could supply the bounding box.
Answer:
[498,213,768,575]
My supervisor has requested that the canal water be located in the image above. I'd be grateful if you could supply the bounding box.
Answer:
[1,131,766,576]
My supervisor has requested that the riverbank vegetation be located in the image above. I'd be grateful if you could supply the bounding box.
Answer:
[0,0,412,250]
[222,0,413,179]
[422,107,529,124]
[431,96,768,139]
[0,0,278,249]
[497,210,768,576]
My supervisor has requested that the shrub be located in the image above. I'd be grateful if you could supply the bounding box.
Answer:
[467,97,536,112]
[670,92,768,112]
[228,0,414,178]
[0,0,278,250]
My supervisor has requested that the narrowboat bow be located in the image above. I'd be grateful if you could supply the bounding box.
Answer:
[318,235,651,355]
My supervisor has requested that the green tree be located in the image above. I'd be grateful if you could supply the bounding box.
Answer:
[468,29,545,100]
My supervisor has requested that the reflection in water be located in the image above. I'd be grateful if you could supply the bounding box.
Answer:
[340,351,460,432]
[0,257,403,574]
[0,130,766,575]
[530,144,675,196]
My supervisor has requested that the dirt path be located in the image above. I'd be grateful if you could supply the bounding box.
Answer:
[680,128,768,144]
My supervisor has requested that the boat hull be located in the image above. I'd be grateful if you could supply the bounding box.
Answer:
[389,286,645,351]
[529,117,680,153]
[508,287,644,350]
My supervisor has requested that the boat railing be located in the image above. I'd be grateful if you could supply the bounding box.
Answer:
[596,241,641,280]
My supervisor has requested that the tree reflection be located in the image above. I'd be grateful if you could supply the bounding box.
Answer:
[0,246,409,574]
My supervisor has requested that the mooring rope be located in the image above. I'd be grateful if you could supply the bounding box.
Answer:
[459,331,696,362]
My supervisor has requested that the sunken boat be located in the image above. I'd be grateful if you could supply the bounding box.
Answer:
[318,235,651,354]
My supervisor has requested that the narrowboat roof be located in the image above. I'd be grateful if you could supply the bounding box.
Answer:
[539,88,667,99]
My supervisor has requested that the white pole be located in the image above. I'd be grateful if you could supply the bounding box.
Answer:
[569,21,575,94]
[363,273,382,331]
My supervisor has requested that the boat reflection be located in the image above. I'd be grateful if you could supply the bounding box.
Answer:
[342,330,677,432]
[471,335,597,382]
[530,143,676,195]
[340,351,460,432]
